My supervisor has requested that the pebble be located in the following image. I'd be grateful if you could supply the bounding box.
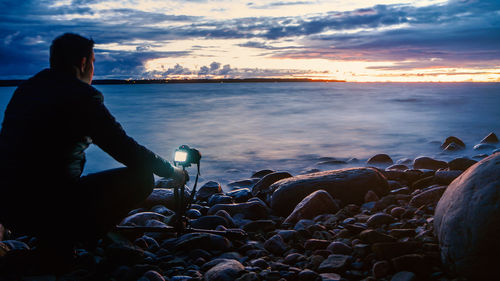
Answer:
[318,254,351,273]
[366,213,395,227]
[372,260,391,278]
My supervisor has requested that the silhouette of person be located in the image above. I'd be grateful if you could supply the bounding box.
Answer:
[0,33,187,270]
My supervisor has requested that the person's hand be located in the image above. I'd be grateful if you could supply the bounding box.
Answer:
[171,166,189,186]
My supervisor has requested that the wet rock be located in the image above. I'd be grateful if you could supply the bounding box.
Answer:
[386,164,409,171]
[434,170,462,185]
[320,272,342,281]
[190,215,228,230]
[264,234,288,255]
[434,153,500,280]
[120,212,167,226]
[142,188,189,210]
[443,142,464,152]
[252,169,275,178]
[366,213,395,228]
[283,190,340,224]
[251,171,293,200]
[173,233,232,252]
[242,220,276,232]
[448,157,477,171]
[440,136,465,150]
[317,159,347,165]
[143,270,165,281]
[390,271,416,281]
[412,157,447,170]
[150,205,174,216]
[185,209,202,219]
[409,186,446,208]
[318,254,351,273]
[390,187,411,196]
[204,259,245,281]
[371,242,421,259]
[372,260,391,278]
[480,132,499,144]
[473,143,496,150]
[390,207,406,218]
[327,242,352,255]
[196,181,223,202]
[298,269,320,281]
[359,230,396,243]
[364,190,379,202]
[226,188,252,203]
[304,239,330,251]
[366,154,393,166]
[208,201,268,220]
[270,168,389,216]
[227,179,257,189]
[214,210,236,228]
[208,194,234,206]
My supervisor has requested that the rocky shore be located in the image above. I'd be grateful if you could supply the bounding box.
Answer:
[1,133,499,281]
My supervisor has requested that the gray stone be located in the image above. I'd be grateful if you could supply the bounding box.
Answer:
[226,188,252,203]
[173,233,232,252]
[327,242,352,255]
[284,190,340,224]
[264,234,288,255]
[242,220,276,232]
[204,259,245,281]
[434,153,500,280]
[208,194,234,206]
[359,230,396,243]
[270,168,389,216]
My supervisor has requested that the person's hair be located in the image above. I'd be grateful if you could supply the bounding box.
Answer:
[50,33,94,75]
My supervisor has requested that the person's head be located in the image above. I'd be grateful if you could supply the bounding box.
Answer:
[50,33,95,85]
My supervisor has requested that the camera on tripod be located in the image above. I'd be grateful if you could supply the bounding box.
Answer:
[174,145,201,168]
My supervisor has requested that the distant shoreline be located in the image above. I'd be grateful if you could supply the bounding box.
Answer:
[0,78,346,87]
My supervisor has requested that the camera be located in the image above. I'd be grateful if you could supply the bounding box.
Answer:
[174,145,201,168]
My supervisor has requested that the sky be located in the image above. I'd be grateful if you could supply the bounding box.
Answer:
[0,0,499,82]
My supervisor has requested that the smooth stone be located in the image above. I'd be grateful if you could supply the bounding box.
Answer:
[190,215,228,230]
[318,254,351,273]
[264,234,288,255]
[204,259,245,281]
[448,157,477,171]
[249,258,269,269]
[473,143,496,150]
[226,188,252,203]
[304,239,330,251]
[270,168,389,216]
[284,253,307,264]
[441,136,465,150]
[320,272,342,281]
[317,159,347,165]
[120,212,167,226]
[412,156,448,170]
[251,171,293,200]
[389,229,416,238]
[251,169,275,178]
[105,243,145,265]
[366,213,395,228]
[390,207,406,218]
[196,181,223,202]
[390,187,411,196]
[214,210,236,228]
[434,170,462,185]
[366,154,393,166]
[397,158,413,165]
[327,242,352,255]
[208,201,269,220]
[227,179,257,189]
[480,132,499,144]
[173,233,232,252]
[298,269,320,281]
[364,190,380,202]
[359,230,396,243]
[142,188,189,209]
[235,272,260,281]
[409,186,446,208]
[443,142,464,152]
[391,254,429,276]
[208,194,234,206]
[386,164,409,171]
[143,270,165,281]
[283,189,340,224]
[242,220,276,232]
[390,271,416,281]
[372,260,391,278]
[185,209,202,219]
[434,153,500,280]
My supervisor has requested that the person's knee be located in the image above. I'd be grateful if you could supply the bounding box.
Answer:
[131,168,154,200]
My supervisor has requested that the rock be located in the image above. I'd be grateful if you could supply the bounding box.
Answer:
[304,239,330,251]
[190,215,228,230]
[208,201,269,220]
[197,181,223,202]
[173,233,232,252]
[366,154,393,166]
[390,271,416,281]
[327,242,352,255]
[150,205,174,216]
[390,207,406,218]
[143,270,165,281]
[270,168,389,216]
[448,157,477,171]
[251,171,293,200]
[473,143,496,150]
[105,243,145,265]
[242,220,276,232]
[434,170,462,185]
[185,209,202,219]
[283,190,340,224]
[317,159,347,165]
[142,188,189,209]
[371,242,421,259]
[412,157,447,170]
[235,272,260,281]
[366,213,395,228]
[214,210,236,228]
[318,254,351,273]
[372,260,391,278]
[227,179,257,189]
[298,269,320,281]
[208,194,234,206]
[409,186,446,208]
[359,230,396,243]
[441,136,465,150]
[264,234,288,255]
[364,190,379,202]
[434,153,500,280]
[204,259,245,281]
[252,169,275,178]
[480,132,499,144]
[391,254,429,276]
[120,212,167,226]
[443,142,464,152]
[320,273,342,281]
[386,164,408,171]
[389,229,416,238]
[226,188,252,203]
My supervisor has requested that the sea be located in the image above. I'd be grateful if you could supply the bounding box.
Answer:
[1,82,499,189]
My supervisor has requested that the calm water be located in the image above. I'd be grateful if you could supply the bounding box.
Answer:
[1,82,499,188]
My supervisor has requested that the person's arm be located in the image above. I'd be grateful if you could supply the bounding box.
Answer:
[83,90,176,178]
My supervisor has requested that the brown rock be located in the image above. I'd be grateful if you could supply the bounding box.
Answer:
[448,157,477,171]
[270,168,389,216]
[304,239,330,251]
[386,164,409,171]
[409,186,446,208]
[367,154,394,166]
[359,230,396,243]
[251,171,293,200]
[366,213,395,227]
[441,136,465,150]
[364,190,380,202]
[434,170,462,185]
[284,190,340,224]
[196,181,223,202]
[412,157,448,170]
[480,132,499,144]
[372,260,391,278]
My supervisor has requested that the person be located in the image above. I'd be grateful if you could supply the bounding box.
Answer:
[0,33,187,268]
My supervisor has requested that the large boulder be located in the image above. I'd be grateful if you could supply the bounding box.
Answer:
[251,172,293,200]
[434,153,500,280]
[270,168,389,216]
[283,190,340,224]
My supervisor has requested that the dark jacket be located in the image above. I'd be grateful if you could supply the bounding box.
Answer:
[0,68,173,184]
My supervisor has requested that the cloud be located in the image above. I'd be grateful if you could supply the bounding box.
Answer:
[249,1,312,9]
